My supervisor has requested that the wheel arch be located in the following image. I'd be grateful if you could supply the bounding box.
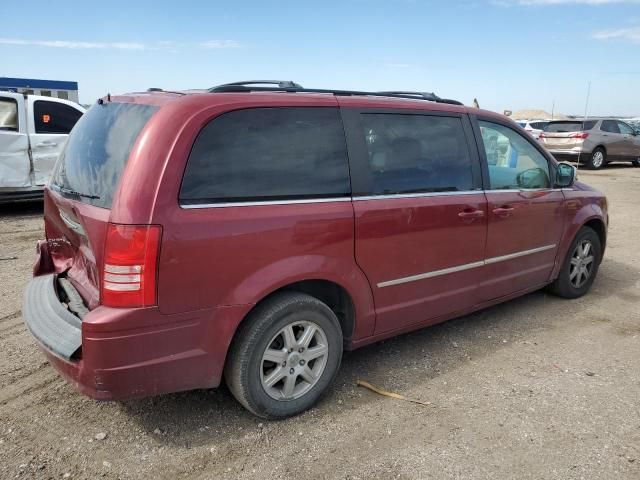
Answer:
[551,212,607,281]
[583,217,607,255]
[592,144,607,155]
[271,279,356,346]
[218,254,375,337]
[220,278,361,385]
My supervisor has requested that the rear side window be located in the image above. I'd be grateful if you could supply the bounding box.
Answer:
[180,108,350,204]
[544,121,596,133]
[51,102,158,208]
[0,98,18,131]
[33,100,83,134]
[600,120,620,133]
[360,113,474,194]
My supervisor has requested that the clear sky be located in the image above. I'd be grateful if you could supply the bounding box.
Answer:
[2,0,639,115]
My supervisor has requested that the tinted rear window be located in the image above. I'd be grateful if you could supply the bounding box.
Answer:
[180,108,350,204]
[600,120,619,133]
[360,113,474,194]
[544,121,596,133]
[33,100,83,134]
[51,102,158,208]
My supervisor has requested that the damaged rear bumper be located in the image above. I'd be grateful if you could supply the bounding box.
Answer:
[23,273,82,360]
[23,273,252,400]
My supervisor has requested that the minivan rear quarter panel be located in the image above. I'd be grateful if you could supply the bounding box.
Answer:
[129,95,377,341]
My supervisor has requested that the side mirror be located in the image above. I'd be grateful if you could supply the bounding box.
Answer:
[555,162,576,188]
[516,167,547,189]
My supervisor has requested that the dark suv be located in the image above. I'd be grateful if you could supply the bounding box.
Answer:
[24,81,608,418]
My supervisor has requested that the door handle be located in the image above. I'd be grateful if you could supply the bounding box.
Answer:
[492,205,515,217]
[36,141,58,147]
[458,208,485,219]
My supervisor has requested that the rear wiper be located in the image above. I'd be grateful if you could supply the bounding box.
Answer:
[57,186,100,200]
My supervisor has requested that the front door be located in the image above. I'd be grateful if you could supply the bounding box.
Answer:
[617,121,640,159]
[27,97,83,186]
[600,120,626,159]
[475,119,565,300]
[344,109,487,334]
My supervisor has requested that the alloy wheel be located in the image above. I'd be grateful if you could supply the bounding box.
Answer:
[569,240,595,288]
[260,321,329,400]
[592,151,604,168]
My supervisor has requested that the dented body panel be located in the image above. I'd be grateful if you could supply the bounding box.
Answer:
[0,92,85,201]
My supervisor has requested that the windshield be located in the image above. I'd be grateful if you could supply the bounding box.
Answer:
[50,102,158,208]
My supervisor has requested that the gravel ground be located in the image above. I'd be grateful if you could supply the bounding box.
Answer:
[1,167,639,479]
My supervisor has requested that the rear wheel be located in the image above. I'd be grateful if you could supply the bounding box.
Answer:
[225,292,343,419]
[548,227,602,299]
[587,148,606,170]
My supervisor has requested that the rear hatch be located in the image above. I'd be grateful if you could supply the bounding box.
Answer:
[541,120,596,150]
[42,101,159,309]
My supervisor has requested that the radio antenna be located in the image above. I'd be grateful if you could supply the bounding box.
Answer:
[576,81,591,172]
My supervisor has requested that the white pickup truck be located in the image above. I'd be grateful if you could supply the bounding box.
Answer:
[0,92,85,202]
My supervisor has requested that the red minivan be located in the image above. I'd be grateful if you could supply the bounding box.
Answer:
[23,81,608,418]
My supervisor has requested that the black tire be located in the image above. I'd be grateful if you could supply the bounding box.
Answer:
[548,226,602,299]
[586,147,606,170]
[632,158,640,167]
[224,291,343,419]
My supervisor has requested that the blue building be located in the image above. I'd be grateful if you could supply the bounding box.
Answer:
[0,77,79,102]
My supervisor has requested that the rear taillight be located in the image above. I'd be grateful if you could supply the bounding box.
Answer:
[102,223,162,308]
[570,132,589,139]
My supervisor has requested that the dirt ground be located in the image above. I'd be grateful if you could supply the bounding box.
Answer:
[1,167,639,480]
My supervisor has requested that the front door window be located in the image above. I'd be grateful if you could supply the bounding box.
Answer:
[479,121,550,190]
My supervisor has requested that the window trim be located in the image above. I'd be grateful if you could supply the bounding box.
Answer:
[470,114,559,191]
[180,196,352,209]
[0,97,20,132]
[178,106,353,206]
[341,108,484,197]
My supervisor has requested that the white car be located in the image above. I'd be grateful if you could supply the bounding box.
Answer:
[516,119,550,140]
[0,92,85,202]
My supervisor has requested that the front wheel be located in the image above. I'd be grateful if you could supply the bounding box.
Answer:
[224,292,343,419]
[632,158,640,167]
[587,148,606,170]
[548,226,602,299]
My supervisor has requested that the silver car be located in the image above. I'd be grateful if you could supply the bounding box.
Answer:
[541,119,640,169]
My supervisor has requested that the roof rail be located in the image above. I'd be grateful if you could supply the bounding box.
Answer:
[378,91,440,101]
[207,81,463,105]
[209,80,303,92]
[377,91,463,106]
[145,87,187,96]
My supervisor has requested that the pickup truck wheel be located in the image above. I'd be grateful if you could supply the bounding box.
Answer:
[587,148,606,170]
[548,226,602,299]
[632,158,640,167]
[224,292,342,419]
